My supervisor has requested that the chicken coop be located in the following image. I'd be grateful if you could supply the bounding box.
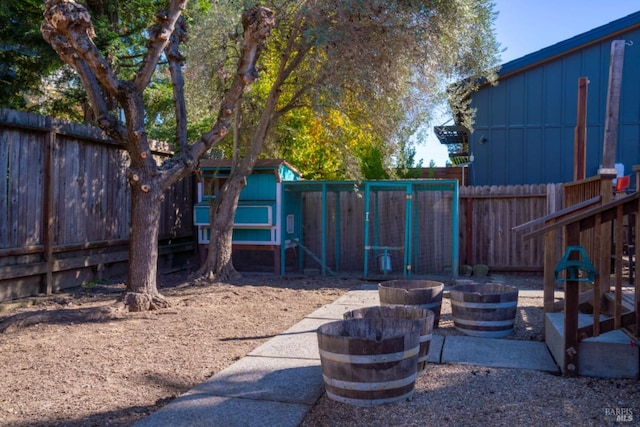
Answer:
[194,159,302,274]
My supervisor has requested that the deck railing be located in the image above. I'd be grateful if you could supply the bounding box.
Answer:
[523,171,639,376]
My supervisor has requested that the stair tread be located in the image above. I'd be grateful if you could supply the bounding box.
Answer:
[604,289,636,312]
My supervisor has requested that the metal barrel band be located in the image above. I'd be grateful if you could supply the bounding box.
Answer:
[319,346,419,364]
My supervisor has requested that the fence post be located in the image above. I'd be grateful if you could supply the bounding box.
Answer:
[543,184,559,313]
[42,116,55,295]
[465,188,474,266]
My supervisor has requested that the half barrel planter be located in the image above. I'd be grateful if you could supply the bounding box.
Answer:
[378,280,444,328]
[316,317,421,407]
[449,283,519,338]
[344,305,435,376]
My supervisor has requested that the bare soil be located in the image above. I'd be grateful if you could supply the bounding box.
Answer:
[0,273,359,426]
[1,272,638,427]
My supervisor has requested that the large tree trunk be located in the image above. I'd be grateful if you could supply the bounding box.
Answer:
[123,182,170,311]
[198,173,246,281]
[42,2,275,310]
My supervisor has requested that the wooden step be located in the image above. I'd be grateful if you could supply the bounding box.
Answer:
[603,289,635,313]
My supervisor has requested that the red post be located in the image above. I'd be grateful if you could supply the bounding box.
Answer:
[574,77,588,181]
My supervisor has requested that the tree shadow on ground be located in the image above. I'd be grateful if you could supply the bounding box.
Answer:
[0,305,124,333]
[6,371,201,427]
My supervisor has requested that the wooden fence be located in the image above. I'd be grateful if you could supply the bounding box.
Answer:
[0,109,195,301]
[459,184,563,272]
[298,183,563,275]
[0,110,568,302]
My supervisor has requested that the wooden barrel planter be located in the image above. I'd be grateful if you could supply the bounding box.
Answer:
[316,318,421,407]
[344,306,434,376]
[378,280,444,328]
[449,283,519,338]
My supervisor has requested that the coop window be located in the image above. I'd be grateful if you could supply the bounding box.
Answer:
[203,176,228,198]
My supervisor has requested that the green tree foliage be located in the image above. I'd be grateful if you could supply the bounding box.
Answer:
[1,0,208,124]
[0,1,63,111]
[270,105,388,180]
[185,0,500,180]
[182,0,501,280]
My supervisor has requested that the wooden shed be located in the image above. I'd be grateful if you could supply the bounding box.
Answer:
[194,159,302,274]
[444,11,640,186]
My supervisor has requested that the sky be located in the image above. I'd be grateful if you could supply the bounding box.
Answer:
[415,0,640,166]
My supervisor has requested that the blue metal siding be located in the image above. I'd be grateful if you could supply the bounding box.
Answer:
[524,128,544,183]
[506,128,525,183]
[491,82,508,126]
[469,20,640,186]
[474,88,491,124]
[542,61,563,124]
[508,74,526,125]
[620,45,640,128]
[562,55,582,124]
[621,125,640,172]
[589,42,610,125]
[544,126,565,183]
[526,68,544,125]
[490,129,507,183]
[586,125,604,175]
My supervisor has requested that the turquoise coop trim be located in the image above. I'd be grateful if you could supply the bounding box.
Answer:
[283,179,459,279]
[195,159,459,277]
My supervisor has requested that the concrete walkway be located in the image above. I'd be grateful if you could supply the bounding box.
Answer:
[135,287,559,427]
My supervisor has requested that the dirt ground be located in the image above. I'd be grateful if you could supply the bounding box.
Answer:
[0,272,360,427]
[1,272,637,427]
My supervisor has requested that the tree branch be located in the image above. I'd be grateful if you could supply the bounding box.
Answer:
[278,83,311,115]
[160,5,274,189]
[41,16,127,142]
[42,0,121,96]
[190,6,275,161]
[74,61,128,142]
[165,16,189,153]
[238,20,311,168]
[261,16,313,130]
[135,0,188,92]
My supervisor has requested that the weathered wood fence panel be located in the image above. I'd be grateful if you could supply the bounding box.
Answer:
[302,191,367,272]
[459,184,563,272]
[0,109,195,301]
[300,183,562,275]
[53,133,131,245]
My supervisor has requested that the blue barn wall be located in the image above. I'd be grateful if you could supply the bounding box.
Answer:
[468,11,640,186]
